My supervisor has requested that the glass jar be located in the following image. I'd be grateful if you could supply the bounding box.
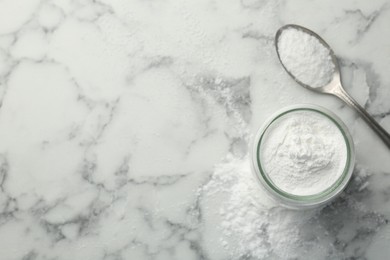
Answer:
[251,104,355,209]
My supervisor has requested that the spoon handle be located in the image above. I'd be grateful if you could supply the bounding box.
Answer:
[334,85,390,149]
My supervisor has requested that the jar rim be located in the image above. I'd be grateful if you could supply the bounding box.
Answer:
[252,104,355,208]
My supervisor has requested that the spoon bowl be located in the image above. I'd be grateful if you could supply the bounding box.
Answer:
[275,24,390,149]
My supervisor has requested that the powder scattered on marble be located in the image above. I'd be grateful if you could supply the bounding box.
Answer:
[277,27,335,87]
[201,155,319,259]
[260,110,348,196]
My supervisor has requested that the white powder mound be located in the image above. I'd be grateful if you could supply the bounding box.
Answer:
[202,155,320,259]
[277,27,335,88]
[260,110,348,196]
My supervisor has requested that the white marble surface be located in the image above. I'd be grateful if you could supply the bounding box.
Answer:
[0,0,390,259]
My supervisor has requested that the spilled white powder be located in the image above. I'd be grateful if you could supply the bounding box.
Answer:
[202,155,321,259]
[277,27,335,88]
[260,110,347,196]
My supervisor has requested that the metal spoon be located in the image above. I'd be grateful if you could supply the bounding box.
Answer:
[275,24,390,149]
